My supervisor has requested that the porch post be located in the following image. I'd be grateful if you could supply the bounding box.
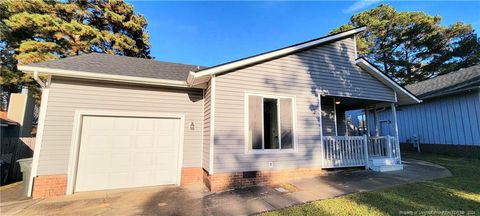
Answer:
[386,135,393,158]
[391,103,401,163]
[364,106,370,137]
[373,105,379,136]
[363,134,369,169]
[318,93,324,168]
[333,97,338,136]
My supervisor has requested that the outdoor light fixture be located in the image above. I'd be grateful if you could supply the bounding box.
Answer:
[335,101,341,105]
[189,122,195,130]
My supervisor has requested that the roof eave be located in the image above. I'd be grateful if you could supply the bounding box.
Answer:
[18,65,199,89]
[355,58,422,105]
[191,26,367,84]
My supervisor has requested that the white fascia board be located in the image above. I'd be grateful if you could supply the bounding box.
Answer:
[192,27,367,80]
[355,59,422,104]
[18,65,196,88]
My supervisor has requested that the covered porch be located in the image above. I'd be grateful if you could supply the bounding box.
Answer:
[320,96,403,171]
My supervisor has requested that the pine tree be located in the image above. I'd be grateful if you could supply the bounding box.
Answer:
[0,0,151,109]
[331,4,480,85]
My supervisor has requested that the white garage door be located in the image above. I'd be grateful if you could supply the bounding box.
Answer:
[75,116,181,192]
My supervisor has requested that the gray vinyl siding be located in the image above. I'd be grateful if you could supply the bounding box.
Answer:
[38,77,203,175]
[336,108,347,136]
[213,36,396,173]
[202,82,212,171]
[321,97,336,136]
[371,90,480,146]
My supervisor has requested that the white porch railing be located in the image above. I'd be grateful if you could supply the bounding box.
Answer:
[322,136,369,168]
[368,135,401,162]
[322,135,401,168]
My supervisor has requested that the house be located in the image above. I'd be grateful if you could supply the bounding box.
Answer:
[18,27,420,198]
[0,111,20,138]
[351,65,479,157]
[0,89,35,138]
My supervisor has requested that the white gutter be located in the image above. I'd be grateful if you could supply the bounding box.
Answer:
[188,26,367,85]
[19,65,194,88]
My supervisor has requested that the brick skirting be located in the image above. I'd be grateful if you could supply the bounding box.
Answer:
[32,168,204,198]
[32,167,324,197]
[32,175,67,198]
[203,167,326,192]
[401,143,480,158]
[181,167,204,186]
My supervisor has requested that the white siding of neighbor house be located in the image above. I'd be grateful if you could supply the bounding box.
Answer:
[202,81,212,171]
[37,77,204,176]
[212,36,396,173]
[371,90,480,146]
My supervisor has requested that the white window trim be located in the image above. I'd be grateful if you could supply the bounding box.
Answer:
[244,93,298,154]
[66,110,185,195]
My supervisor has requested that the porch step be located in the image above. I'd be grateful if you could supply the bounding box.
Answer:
[369,164,404,172]
[368,157,403,172]
[369,157,397,166]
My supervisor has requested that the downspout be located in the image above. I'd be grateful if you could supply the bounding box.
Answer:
[33,71,46,88]
[187,71,196,87]
[28,71,51,197]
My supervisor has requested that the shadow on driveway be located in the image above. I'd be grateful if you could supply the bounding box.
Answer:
[0,159,451,216]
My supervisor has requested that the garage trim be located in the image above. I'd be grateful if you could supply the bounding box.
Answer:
[66,110,185,195]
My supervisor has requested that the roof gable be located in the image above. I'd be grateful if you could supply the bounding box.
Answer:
[188,27,367,86]
[214,37,399,103]
[355,58,421,105]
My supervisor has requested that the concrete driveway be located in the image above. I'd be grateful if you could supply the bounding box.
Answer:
[0,159,451,216]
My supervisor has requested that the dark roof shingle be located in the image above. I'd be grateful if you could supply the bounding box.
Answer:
[25,53,204,81]
[406,65,480,98]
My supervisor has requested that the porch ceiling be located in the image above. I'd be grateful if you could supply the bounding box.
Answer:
[325,96,390,110]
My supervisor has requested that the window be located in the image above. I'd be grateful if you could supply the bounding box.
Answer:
[247,95,295,151]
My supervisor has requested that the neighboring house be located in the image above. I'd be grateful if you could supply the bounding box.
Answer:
[0,112,20,138]
[18,27,420,198]
[354,65,479,156]
[0,90,35,138]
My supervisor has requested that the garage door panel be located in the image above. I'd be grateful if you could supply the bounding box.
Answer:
[87,117,115,129]
[86,136,111,150]
[75,115,180,192]
[114,118,135,130]
[113,136,132,149]
[110,154,130,169]
[135,136,154,148]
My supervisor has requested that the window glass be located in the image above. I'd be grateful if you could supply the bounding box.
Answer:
[280,98,293,149]
[263,98,279,149]
[248,95,294,151]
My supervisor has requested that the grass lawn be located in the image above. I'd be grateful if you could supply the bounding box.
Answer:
[262,153,480,216]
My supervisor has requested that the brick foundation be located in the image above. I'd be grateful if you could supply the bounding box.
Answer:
[401,143,480,158]
[32,167,322,197]
[181,167,204,186]
[32,175,67,198]
[203,167,326,192]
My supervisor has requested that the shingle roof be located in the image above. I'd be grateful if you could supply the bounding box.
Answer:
[406,65,480,98]
[25,53,204,81]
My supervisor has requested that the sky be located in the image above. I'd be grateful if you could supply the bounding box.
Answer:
[129,1,480,67]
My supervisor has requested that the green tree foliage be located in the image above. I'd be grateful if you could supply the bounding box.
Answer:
[331,4,480,85]
[0,0,151,109]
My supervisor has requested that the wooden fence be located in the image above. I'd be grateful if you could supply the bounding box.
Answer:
[0,137,35,184]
